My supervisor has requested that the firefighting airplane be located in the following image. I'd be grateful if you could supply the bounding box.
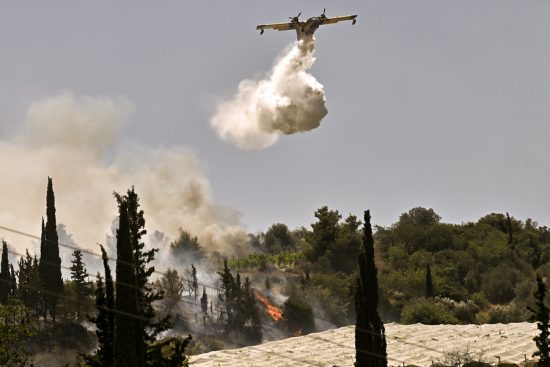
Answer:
[256,9,358,41]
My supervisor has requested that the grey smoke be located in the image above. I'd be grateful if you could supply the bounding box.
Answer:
[211,37,328,150]
[0,92,249,259]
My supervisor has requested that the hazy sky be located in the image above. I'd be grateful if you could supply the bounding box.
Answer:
[1,1,549,233]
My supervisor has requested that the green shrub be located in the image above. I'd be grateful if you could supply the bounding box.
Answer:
[282,293,315,334]
[435,297,479,324]
[483,305,525,324]
[480,264,521,304]
[401,298,458,324]
[470,292,490,310]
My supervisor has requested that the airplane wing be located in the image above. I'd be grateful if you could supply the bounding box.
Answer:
[256,22,296,34]
[321,15,358,25]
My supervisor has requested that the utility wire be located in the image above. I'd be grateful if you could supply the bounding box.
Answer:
[0,224,220,291]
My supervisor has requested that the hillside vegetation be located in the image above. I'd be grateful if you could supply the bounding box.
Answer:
[229,206,550,326]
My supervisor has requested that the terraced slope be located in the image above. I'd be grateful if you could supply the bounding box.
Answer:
[190,322,538,366]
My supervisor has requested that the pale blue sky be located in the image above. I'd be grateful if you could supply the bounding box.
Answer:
[1,1,549,232]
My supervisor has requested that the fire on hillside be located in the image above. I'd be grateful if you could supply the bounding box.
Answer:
[254,291,283,321]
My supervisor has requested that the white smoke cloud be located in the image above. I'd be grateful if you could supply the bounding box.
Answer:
[210,37,328,150]
[0,92,249,261]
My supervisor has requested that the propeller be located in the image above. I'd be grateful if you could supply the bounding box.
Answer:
[289,12,301,20]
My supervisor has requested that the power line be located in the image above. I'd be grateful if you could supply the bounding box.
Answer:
[0,224,220,291]
[0,276,149,322]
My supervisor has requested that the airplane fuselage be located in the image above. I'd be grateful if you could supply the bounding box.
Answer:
[293,17,324,40]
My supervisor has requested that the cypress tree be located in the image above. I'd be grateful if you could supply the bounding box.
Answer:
[115,188,170,366]
[70,249,89,320]
[355,210,387,367]
[0,240,10,304]
[529,274,550,366]
[506,212,514,245]
[20,252,41,317]
[243,277,262,343]
[425,263,434,299]
[100,244,115,358]
[85,245,114,366]
[38,218,46,283]
[38,218,47,320]
[192,264,198,302]
[31,255,41,318]
[17,251,30,306]
[84,273,108,367]
[218,259,235,327]
[42,177,63,322]
[200,287,208,324]
[113,200,138,367]
[9,263,17,297]
[232,273,244,331]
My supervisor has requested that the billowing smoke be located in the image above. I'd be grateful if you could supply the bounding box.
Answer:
[211,37,327,150]
[0,92,249,260]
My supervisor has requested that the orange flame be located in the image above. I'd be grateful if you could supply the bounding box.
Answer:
[254,291,283,321]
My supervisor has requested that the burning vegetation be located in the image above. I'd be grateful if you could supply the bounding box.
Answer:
[254,291,283,322]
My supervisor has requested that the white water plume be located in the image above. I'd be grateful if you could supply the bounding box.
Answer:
[211,37,328,150]
[0,92,249,259]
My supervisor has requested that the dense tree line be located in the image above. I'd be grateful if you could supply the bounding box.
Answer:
[228,205,550,327]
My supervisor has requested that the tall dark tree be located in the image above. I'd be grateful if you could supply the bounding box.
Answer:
[18,251,41,317]
[506,212,514,245]
[38,218,46,284]
[529,274,550,366]
[115,188,170,366]
[9,264,17,298]
[70,249,89,320]
[83,273,109,367]
[113,200,139,367]
[355,210,387,367]
[216,262,262,341]
[17,251,31,307]
[200,287,208,324]
[242,277,262,343]
[425,263,434,299]
[83,245,114,367]
[0,241,10,304]
[40,177,64,322]
[100,244,115,358]
[218,259,235,326]
[191,264,198,302]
